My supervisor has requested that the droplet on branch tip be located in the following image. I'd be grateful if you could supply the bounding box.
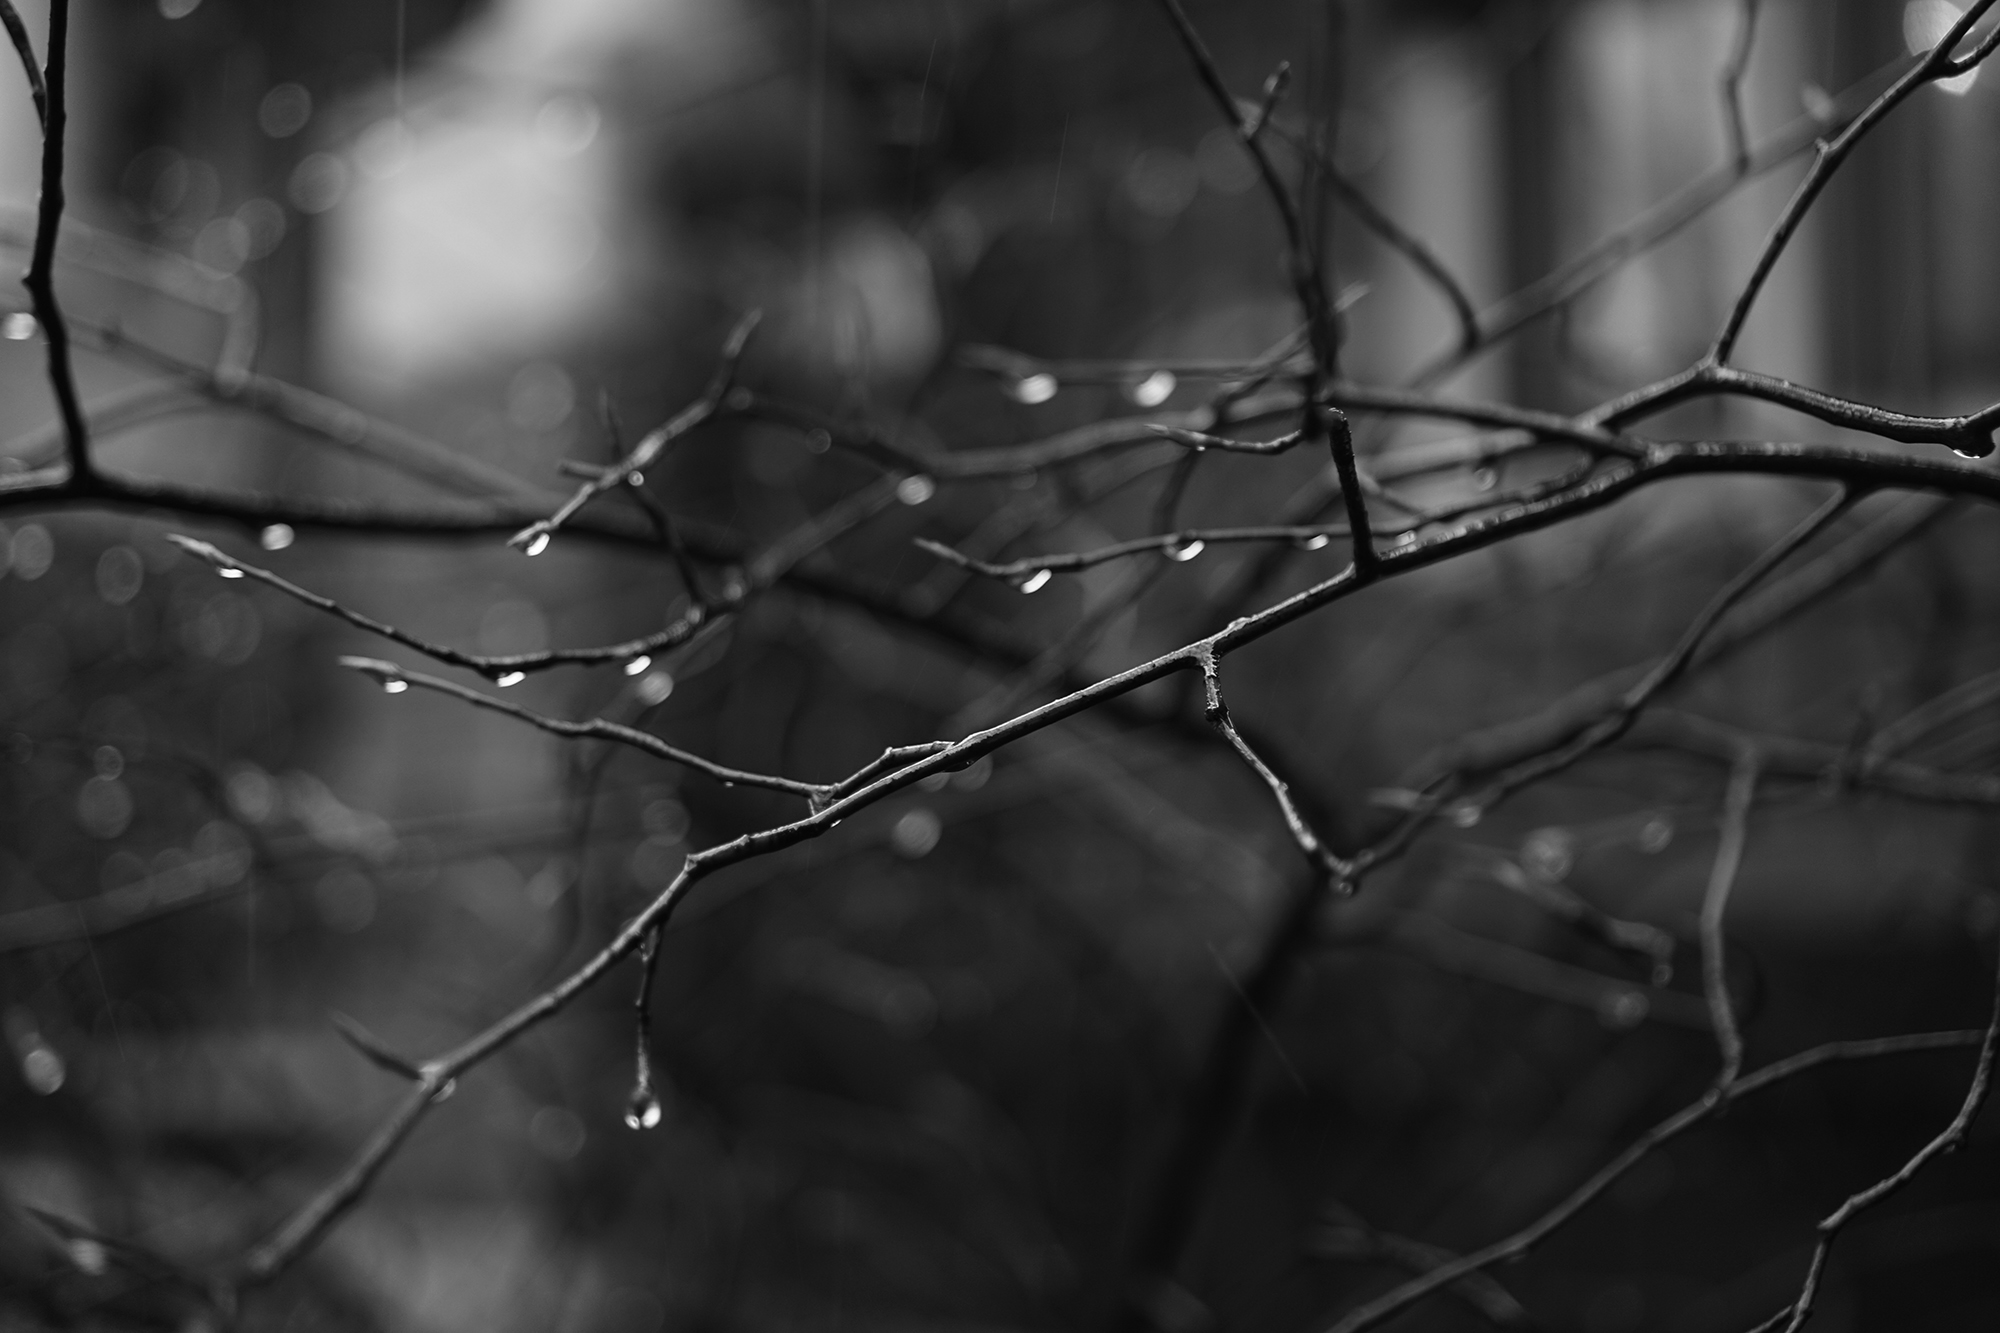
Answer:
[1019,569,1052,594]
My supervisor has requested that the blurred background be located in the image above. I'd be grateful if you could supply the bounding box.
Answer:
[3,0,2000,1330]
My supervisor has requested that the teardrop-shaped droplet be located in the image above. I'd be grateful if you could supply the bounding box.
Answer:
[382,678,410,695]
[218,566,246,579]
[1129,369,1176,408]
[624,1084,664,1130]
[1019,569,1053,594]
[1167,539,1205,562]
[1008,373,1058,405]
[496,671,527,687]
[623,655,652,676]
[524,532,552,557]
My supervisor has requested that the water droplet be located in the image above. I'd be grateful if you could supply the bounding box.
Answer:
[496,671,527,687]
[896,474,936,506]
[381,678,410,695]
[1008,373,1059,405]
[1019,569,1053,594]
[627,471,645,487]
[635,671,675,706]
[1448,802,1482,828]
[217,566,246,579]
[1167,539,1206,562]
[1129,369,1176,408]
[1637,816,1674,854]
[1,311,37,342]
[624,655,652,676]
[1521,827,1575,881]
[259,523,295,551]
[431,1078,457,1102]
[1296,533,1332,551]
[1394,530,1419,547]
[1597,991,1648,1030]
[1472,466,1499,492]
[524,532,552,557]
[1650,959,1675,988]
[625,1084,664,1130]
[19,1042,63,1095]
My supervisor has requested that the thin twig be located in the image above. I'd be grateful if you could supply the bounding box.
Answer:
[1701,752,1759,1089]
[1319,1031,1989,1333]
[21,0,88,487]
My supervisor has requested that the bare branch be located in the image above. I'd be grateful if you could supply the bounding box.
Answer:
[20,0,88,487]
[509,310,761,555]
[1701,753,1759,1089]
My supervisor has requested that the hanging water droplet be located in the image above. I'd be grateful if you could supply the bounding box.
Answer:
[496,671,527,687]
[1167,539,1206,562]
[625,1084,664,1130]
[1472,466,1499,492]
[381,678,410,695]
[259,523,295,551]
[217,566,246,579]
[1129,369,1176,408]
[2,311,37,340]
[627,471,645,487]
[1650,959,1675,988]
[896,474,936,506]
[1394,530,1419,548]
[1019,569,1053,594]
[635,671,675,706]
[524,532,552,557]
[431,1078,457,1102]
[1296,533,1332,551]
[624,655,652,676]
[1008,373,1058,405]
[1448,802,1482,828]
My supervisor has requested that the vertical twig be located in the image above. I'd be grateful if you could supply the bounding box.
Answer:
[1719,0,1762,175]
[21,0,91,488]
[1701,751,1759,1090]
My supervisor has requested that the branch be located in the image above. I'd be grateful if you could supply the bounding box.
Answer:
[20,0,87,487]
[1710,0,2000,365]
[1718,0,1762,175]
[1757,947,2000,1333]
[1700,753,1759,1090]
[1319,1031,1989,1333]
[508,310,761,554]
[337,657,826,801]
[0,0,45,129]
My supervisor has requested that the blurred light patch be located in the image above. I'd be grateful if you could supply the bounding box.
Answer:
[320,75,624,387]
[258,83,313,139]
[1906,1,1980,93]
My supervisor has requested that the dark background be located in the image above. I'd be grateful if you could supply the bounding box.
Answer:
[2,1,1998,1330]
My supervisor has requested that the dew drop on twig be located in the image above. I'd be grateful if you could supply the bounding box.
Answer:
[218,566,246,579]
[896,474,936,506]
[1129,369,1176,408]
[1167,539,1205,562]
[523,532,552,557]
[1019,569,1053,594]
[624,655,652,676]
[1008,373,1058,405]
[259,523,295,551]
[625,1084,664,1130]
[381,679,410,695]
[496,671,527,687]
[1296,533,1332,551]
